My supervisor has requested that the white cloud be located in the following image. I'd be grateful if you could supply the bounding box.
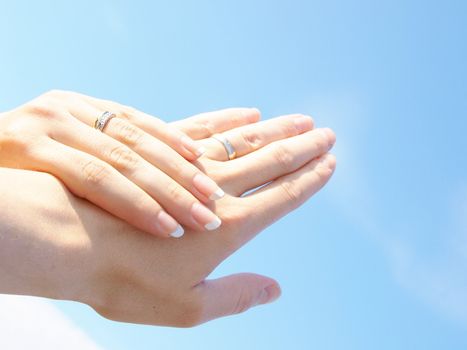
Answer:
[0,295,103,350]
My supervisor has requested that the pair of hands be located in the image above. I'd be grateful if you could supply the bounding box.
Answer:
[0,91,336,326]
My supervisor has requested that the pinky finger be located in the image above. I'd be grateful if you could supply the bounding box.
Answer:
[32,140,185,238]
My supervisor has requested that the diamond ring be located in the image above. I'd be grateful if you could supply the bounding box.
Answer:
[94,111,116,132]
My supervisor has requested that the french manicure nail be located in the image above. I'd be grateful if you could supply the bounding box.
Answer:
[193,173,225,201]
[205,216,222,231]
[169,225,185,238]
[191,202,222,231]
[157,211,183,237]
[209,188,225,201]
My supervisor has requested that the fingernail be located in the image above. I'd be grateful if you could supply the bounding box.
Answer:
[193,173,225,201]
[324,128,336,145]
[170,225,185,238]
[294,115,314,133]
[205,216,222,230]
[325,154,337,169]
[257,284,282,305]
[317,129,332,149]
[209,188,225,200]
[181,136,206,157]
[247,108,261,122]
[157,211,183,237]
[191,202,222,231]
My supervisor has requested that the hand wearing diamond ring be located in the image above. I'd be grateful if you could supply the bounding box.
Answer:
[0,90,260,238]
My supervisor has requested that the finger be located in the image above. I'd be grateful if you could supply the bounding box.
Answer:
[66,101,225,202]
[31,139,184,238]
[128,110,206,161]
[238,153,336,243]
[50,116,223,232]
[200,114,314,161]
[102,117,225,202]
[221,128,335,196]
[195,273,281,324]
[90,100,206,160]
[170,108,261,140]
[68,92,205,160]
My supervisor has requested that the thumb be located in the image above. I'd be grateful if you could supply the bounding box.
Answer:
[197,273,281,324]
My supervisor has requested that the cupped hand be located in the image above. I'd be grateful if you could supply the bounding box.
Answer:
[0,109,336,327]
[0,91,259,237]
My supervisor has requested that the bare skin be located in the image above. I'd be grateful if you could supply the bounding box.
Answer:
[0,90,249,237]
[0,109,336,327]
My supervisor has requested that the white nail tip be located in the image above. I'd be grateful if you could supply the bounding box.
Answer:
[209,188,225,201]
[170,225,185,238]
[205,217,222,231]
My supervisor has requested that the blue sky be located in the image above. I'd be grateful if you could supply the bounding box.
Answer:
[1,0,466,349]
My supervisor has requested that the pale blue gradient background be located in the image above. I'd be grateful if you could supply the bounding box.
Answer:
[1,1,466,349]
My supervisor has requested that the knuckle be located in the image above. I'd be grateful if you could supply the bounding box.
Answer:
[119,105,139,120]
[165,182,185,203]
[240,130,262,151]
[272,144,293,170]
[232,288,253,315]
[117,109,133,121]
[196,119,216,136]
[0,116,52,163]
[280,180,303,209]
[0,122,32,154]
[113,119,144,147]
[168,159,185,177]
[24,102,61,120]
[107,145,139,172]
[81,160,111,186]
[282,118,301,136]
